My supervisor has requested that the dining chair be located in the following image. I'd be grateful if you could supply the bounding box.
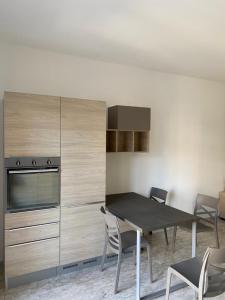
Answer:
[100,206,153,294]
[149,187,169,245]
[172,193,220,252]
[166,247,225,300]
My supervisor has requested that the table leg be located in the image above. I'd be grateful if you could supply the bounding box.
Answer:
[192,221,197,257]
[136,229,141,300]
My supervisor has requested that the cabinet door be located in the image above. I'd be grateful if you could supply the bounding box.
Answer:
[60,204,105,265]
[4,92,60,157]
[61,98,106,206]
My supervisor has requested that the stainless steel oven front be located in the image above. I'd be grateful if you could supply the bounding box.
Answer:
[5,157,60,212]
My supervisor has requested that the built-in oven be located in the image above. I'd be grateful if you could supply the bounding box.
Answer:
[5,157,60,212]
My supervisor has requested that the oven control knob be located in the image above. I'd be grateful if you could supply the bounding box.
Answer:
[47,159,52,166]
[16,160,21,167]
[32,160,37,166]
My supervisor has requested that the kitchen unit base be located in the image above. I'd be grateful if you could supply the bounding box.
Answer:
[5,251,133,289]
[5,267,58,289]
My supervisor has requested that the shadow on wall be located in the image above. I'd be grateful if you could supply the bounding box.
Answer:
[0,97,3,262]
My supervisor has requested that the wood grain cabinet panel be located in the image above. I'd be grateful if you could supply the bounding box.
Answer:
[5,238,59,278]
[60,204,105,265]
[5,207,60,229]
[61,98,106,206]
[5,222,60,246]
[4,92,60,157]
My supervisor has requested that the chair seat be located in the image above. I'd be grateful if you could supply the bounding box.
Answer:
[120,230,148,250]
[205,272,225,297]
[171,257,202,288]
[179,220,213,233]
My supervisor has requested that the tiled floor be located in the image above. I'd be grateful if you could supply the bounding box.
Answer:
[1,221,225,300]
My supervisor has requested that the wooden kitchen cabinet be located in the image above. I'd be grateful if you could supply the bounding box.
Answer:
[61,98,106,207]
[5,237,59,278]
[4,92,60,157]
[60,204,105,265]
[5,222,60,246]
[60,97,106,265]
[4,207,60,283]
[5,207,60,229]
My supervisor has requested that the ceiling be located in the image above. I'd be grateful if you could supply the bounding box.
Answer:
[1,0,225,81]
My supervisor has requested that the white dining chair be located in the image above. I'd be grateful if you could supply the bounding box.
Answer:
[166,247,225,300]
[100,206,153,294]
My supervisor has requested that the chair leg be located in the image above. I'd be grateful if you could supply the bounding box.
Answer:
[172,226,177,252]
[198,290,203,300]
[114,252,122,294]
[194,291,198,300]
[165,269,172,300]
[164,228,169,245]
[101,232,108,271]
[215,222,220,248]
[146,243,153,283]
[133,248,136,265]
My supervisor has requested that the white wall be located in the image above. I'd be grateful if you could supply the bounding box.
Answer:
[1,42,225,259]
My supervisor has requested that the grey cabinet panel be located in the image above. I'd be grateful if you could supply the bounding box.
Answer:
[108,105,151,131]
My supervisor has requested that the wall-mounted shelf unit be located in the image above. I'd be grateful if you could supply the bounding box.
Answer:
[107,105,150,153]
[106,130,149,153]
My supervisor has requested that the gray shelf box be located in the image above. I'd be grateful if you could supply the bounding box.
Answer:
[108,105,151,131]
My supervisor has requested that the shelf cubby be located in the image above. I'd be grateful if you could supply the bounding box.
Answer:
[117,131,133,152]
[106,130,117,152]
[106,130,149,153]
[134,131,149,152]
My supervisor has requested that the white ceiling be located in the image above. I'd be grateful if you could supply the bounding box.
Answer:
[1,0,225,81]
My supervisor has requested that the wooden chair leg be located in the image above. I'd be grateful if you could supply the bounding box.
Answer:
[165,268,172,300]
[172,226,177,252]
[164,228,169,245]
[146,243,153,283]
[114,252,122,294]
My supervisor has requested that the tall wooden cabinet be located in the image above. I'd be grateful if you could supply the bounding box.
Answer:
[60,98,106,265]
[4,92,60,157]
[3,92,106,286]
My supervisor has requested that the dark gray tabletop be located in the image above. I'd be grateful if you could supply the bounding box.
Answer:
[106,192,198,233]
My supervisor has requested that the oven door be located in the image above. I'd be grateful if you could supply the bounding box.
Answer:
[7,168,60,212]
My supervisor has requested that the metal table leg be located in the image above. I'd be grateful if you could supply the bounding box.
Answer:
[192,221,197,257]
[141,222,197,299]
[136,229,141,300]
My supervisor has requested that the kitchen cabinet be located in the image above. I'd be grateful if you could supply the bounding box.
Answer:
[60,204,105,264]
[107,105,150,153]
[4,92,60,157]
[61,97,106,207]
[5,238,59,278]
[60,97,106,265]
[4,207,60,284]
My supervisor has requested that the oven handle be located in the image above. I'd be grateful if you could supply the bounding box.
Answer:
[8,168,59,174]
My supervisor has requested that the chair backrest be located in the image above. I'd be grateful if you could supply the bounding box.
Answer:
[100,206,121,255]
[150,187,168,204]
[194,194,219,224]
[199,247,225,297]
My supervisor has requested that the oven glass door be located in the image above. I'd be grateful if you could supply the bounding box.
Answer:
[7,168,60,212]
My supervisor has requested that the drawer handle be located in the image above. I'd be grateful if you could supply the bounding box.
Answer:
[7,237,59,248]
[7,222,59,231]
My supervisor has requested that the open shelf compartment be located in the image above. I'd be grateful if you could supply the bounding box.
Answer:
[117,131,133,152]
[134,131,149,152]
[106,130,117,152]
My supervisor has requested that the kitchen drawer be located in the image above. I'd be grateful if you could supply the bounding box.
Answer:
[5,222,60,246]
[5,237,59,278]
[5,207,60,229]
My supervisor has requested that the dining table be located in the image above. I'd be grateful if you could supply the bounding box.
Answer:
[106,192,198,300]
